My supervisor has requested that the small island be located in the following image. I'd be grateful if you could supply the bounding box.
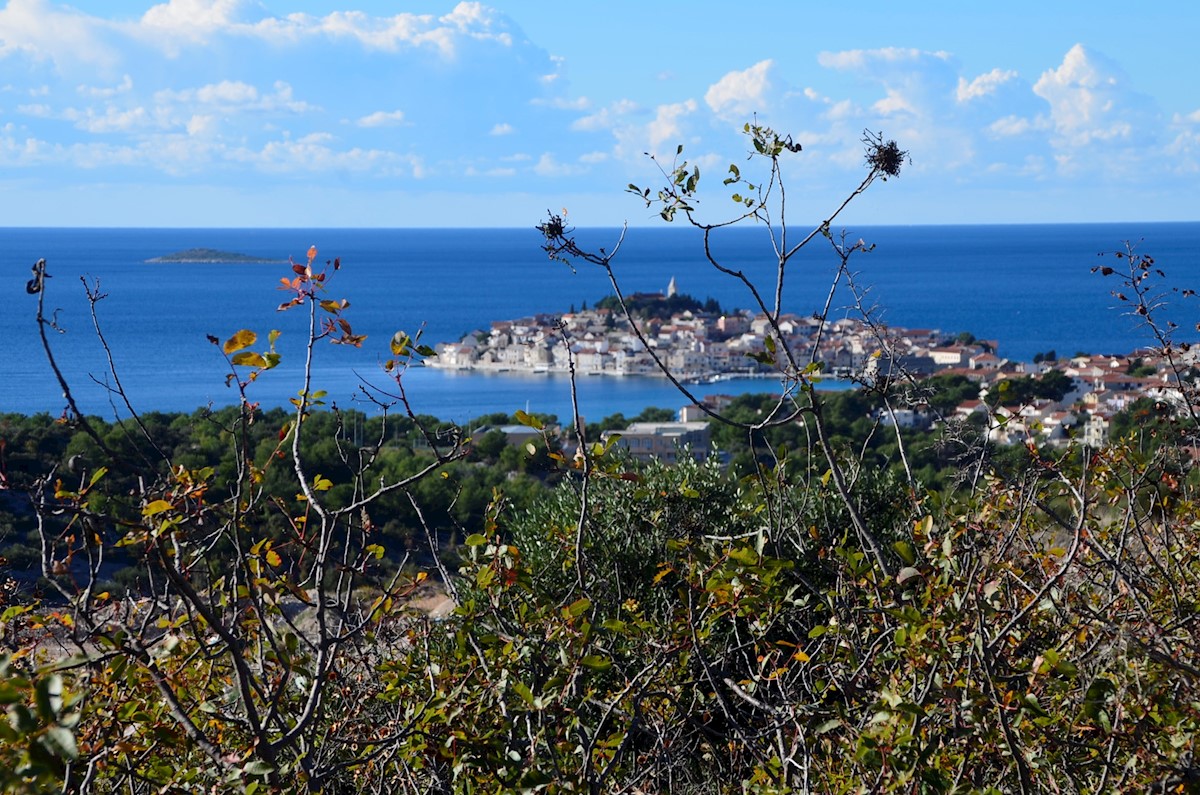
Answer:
[145,247,285,264]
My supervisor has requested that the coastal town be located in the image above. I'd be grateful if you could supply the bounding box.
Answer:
[431,279,1189,458]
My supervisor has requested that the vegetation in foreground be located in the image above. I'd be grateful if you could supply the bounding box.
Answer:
[0,126,1197,794]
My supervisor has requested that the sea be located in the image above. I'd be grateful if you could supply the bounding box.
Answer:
[3,223,1198,424]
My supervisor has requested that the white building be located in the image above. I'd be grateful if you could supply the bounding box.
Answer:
[601,421,712,463]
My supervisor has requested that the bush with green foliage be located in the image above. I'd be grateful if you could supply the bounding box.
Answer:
[3,128,1199,795]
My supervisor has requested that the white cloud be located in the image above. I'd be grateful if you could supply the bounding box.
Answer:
[358,110,407,128]
[140,0,251,38]
[815,47,959,127]
[647,99,696,151]
[0,0,121,71]
[536,96,590,112]
[533,152,584,177]
[185,114,216,137]
[1033,44,1156,147]
[873,91,917,117]
[957,68,1018,102]
[989,115,1042,137]
[824,99,858,122]
[571,99,638,132]
[241,2,515,59]
[489,122,514,135]
[78,74,133,98]
[197,80,256,104]
[818,47,952,71]
[466,165,515,177]
[154,80,315,114]
[16,103,54,118]
[705,60,773,118]
[69,105,150,134]
[16,100,153,133]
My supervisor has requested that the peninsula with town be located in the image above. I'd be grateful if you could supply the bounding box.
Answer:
[431,278,1181,453]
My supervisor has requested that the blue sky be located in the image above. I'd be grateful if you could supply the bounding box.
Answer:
[0,0,1196,227]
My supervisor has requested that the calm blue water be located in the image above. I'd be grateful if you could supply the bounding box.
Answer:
[2,224,1198,422]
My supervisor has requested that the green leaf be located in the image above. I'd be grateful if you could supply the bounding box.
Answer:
[0,683,23,705]
[243,760,275,777]
[35,674,63,721]
[39,726,77,761]
[231,351,268,368]
[728,546,759,566]
[565,597,591,617]
[87,466,108,488]
[808,625,827,639]
[892,541,917,566]
[814,719,841,735]
[512,681,535,706]
[465,534,487,546]
[223,329,256,355]
[580,655,612,672]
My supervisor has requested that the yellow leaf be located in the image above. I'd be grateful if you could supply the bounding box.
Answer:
[142,500,173,516]
[223,329,257,355]
[265,550,282,567]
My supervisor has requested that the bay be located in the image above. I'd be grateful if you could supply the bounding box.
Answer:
[2,223,1197,422]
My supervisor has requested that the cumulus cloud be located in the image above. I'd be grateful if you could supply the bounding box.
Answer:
[154,80,316,114]
[989,115,1044,137]
[647,99,697,151]
[140,0,253,38]
[489,122,514,135]
[17,100,153,133]
[571,99,639,132]
[0,0,121,71]
[357,110,407,128]
[68,105,151,134]
[816,46,959,125]
[705,60,773,118]
[1033,44,1157,147]
[533,152,583,177]
[241,2,516,59]
[957,68,1018,102]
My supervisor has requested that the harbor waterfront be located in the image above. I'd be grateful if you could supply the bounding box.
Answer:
[3,223,1199,421]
